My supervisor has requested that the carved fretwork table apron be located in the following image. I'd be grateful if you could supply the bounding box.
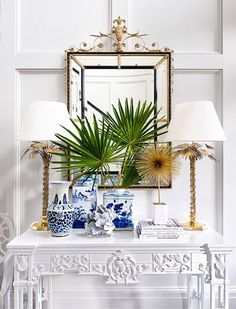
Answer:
[2,228,233,309]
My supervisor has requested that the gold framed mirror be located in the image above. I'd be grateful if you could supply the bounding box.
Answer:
[65,17,173,188]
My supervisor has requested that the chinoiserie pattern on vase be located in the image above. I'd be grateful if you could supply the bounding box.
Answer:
[103,189,134,230]
[47,181,74,236]
[72,177,97,228]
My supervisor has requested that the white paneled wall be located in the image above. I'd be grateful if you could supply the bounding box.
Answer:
[131,0,222,53]
[0,0,236,307]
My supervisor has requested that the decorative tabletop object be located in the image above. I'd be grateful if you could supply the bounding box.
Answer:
[47,181,74,237]
[137,218,183,239]
[165,101,226,230]
[137,144,180,225]
[72,176,98,229]
[53,98,168,230]
[103,189,134,230]
[85,204,116,236]
[18,101,71,231]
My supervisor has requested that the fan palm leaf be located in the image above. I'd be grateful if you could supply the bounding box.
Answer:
[52,115,124,184]
[103,98,168,186]
[104,98,167,150]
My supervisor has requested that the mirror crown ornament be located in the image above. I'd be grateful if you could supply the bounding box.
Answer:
[66,16,172,53]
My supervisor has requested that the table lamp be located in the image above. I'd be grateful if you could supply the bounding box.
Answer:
[165,101,226,230]
[19,101,71,231]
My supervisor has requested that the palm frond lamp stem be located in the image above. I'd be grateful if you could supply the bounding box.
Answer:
[165,101,226,231]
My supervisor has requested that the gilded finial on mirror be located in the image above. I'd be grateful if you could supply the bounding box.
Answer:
[66,16,172,53]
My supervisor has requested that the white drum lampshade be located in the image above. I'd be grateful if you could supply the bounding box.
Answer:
[166,101,226,142]
[19,101,71,141]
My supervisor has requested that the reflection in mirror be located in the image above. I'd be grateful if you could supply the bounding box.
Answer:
[66,52,172,188]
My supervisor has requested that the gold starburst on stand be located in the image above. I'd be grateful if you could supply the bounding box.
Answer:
[137,145,180,185]
[137,145,180,203]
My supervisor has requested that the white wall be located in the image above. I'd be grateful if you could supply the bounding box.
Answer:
[0,0,236,307]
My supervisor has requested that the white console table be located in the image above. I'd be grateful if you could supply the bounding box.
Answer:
[2,228,233,309]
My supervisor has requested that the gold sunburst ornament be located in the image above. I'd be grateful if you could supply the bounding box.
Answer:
[137,145,180,204]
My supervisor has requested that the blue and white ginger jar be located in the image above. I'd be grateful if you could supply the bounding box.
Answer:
[72,177,97,228]
[47,181,74,237]
[103,189,134,230]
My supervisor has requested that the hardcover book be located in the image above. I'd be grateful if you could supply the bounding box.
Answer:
[137,219,183,239]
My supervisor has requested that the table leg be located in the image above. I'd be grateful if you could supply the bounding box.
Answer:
[13,254,36,309]
[13,256,20,309]
[187,274,205,309]
[207,252,229,309]
[197,274,204,309]
[19,286,24,309]
[27,255,34,309]
[48,276,53,309]
[187,274,192,308]
[4,289,11,309]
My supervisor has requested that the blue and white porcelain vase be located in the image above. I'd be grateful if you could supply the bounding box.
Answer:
[103,189,134,230]
[72,177,97,228]
[47,181,74,237]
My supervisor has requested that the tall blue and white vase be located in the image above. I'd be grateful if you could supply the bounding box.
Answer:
[72,177,97,228]
[103,189,134,230]
[47,181,74,237]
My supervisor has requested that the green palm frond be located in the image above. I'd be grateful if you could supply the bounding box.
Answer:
[53,98,168,188]
[121,153,142,188]
[103,98,168,186]
[52,115,124,183]
[104,98,167,151]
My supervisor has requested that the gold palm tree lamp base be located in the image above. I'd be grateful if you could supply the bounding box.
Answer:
[31,219,48,231]
[174,142,217,232]
[182,221,206,231]
[22,142,58,232]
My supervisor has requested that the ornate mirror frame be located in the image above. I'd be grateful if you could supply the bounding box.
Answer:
[65,17,173,188]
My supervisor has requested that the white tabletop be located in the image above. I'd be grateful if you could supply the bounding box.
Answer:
[7,228,233,253]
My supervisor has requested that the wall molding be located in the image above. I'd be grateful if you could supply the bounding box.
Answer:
[14,69,21,236]
[14,0,223,55]
[125,0,223,55]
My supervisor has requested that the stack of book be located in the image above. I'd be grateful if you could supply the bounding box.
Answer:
[137,219,183,239]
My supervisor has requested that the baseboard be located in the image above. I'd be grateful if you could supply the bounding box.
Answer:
[52,287,188,309]
[53,286,188,299]
[51,286,236,309]
[52,286,194,309]
[4,285,236,308]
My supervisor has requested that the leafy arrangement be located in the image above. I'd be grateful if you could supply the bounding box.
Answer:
[53,98,168,188]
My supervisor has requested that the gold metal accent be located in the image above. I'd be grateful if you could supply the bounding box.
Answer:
[64,17,174,189]
[31,154,50,231]
[174,142,217,231]
[22,142,62,231]
[182,221,206,231]
[154,55,168,69]
[182,156,206,231]
[71,55,85,69]
[117,54,121,69]
[66,17,173,53]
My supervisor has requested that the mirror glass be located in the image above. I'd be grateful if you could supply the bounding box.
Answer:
[66,52,172,188]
